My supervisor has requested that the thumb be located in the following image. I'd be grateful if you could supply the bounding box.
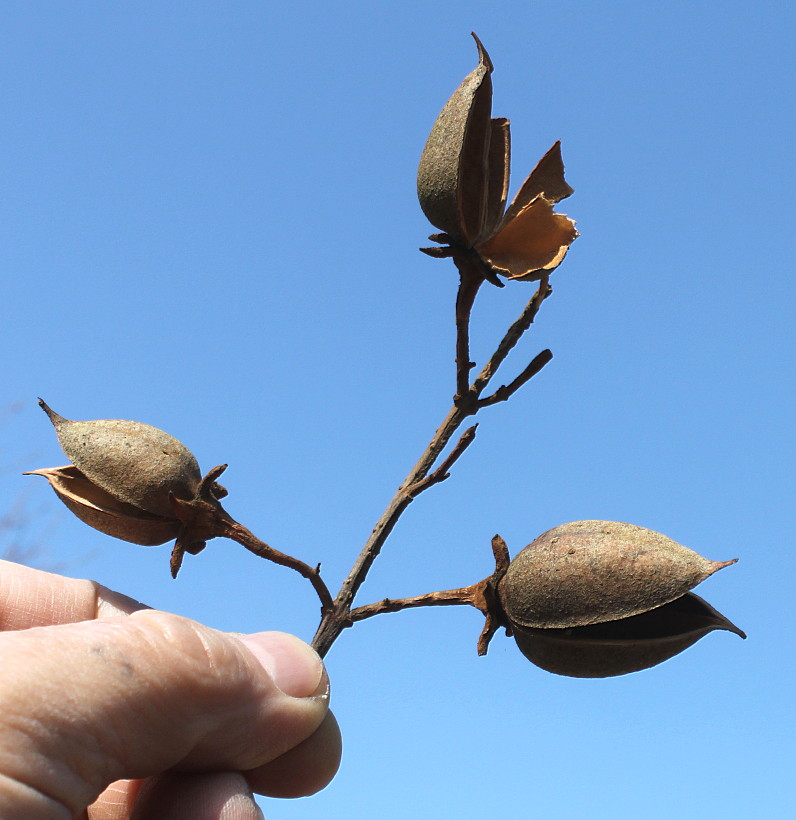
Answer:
[0,611,329,818]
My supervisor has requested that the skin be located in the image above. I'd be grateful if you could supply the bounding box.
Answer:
[0,560,342,819]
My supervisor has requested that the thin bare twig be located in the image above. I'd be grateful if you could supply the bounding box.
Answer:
[216,518,334,613]
[471,273,552,397]
[348,585,482,623]
[408,424,478,496]
[478,349,553,407]
[346,533,513,657]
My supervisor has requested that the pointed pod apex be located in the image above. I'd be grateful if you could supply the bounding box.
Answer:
[38,398,67,428]
[470,32,493,73]
[711,557,739,574]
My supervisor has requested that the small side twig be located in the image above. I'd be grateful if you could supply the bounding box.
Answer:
[216,518,334,614]
[349,585,482,623]
[168,466,334,614]
[471,273,552,397]
[345,533,513,656]
[408,424,478,497]
[478,349,553,408]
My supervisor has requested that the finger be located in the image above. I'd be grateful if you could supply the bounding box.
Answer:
[130,772,263,820]
[0,617,330,817]
[87,779,142,820]
[0,559,148,630]
[246,710,342,798]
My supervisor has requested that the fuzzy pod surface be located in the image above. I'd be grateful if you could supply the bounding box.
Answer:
[38,400,202,518]
[499,520,737,630]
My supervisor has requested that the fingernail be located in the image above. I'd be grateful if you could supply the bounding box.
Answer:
[238,632,328,699]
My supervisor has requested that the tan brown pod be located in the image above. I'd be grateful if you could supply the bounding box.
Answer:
[511,593,746,678]
[417,34,578,281]
[36,399,202,517]
[499,520,737,630]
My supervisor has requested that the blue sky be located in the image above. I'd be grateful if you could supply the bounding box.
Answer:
[1,2,794,817]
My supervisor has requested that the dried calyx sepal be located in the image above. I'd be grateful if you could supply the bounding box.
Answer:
[417,33,578,284]
[26,400,333,612]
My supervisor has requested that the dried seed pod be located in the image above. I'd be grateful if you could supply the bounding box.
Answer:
[25,465,181,546]
[417,34,578,280]
[37,399,202,517]
[512,593,746,678]
[499,520,737,629]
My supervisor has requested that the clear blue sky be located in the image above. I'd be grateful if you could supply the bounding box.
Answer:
[1,2,793,817]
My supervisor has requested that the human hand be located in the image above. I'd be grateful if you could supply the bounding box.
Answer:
[0,560,341,819]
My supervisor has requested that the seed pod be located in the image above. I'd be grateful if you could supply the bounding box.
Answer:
[499,520,737,629]
[417,34,578,280]
[37,399,202,517]
[25,465,181,546]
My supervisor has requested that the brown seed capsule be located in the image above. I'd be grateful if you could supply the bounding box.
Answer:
[25,400,207,553]
[511,592,746,678]
[417,33,578,281]
[36,399,202,517]
[499,520,737,629]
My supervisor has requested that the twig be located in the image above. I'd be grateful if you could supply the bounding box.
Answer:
[478,349,553,407]
[168,467,335,613]
[471,273,551,397]
[453,257,484,404]
[348,585,482,623]
[346,533,513,657]
[408,425,478,496]
[218,518,334,614]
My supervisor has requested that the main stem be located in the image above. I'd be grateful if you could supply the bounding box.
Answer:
[310,275,551,657]
[311,403,473,656]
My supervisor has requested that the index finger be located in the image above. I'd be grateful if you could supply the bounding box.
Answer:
[0,559,149,630]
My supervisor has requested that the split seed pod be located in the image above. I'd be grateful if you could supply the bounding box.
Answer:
[25,400,203,547]
[498,520,743,677]
[417,33,578,281]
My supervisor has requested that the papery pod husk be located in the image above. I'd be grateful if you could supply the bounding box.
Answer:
[511,592,746,678]
[500,520,737,629]
[417,34,504,246]
[39,400,202,518]
[25,466,181,546]
[475,141,578,282]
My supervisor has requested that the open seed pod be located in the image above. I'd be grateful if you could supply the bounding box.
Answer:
[499,520,737,630]
[511,592,746,678]
[417,33,578,281]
